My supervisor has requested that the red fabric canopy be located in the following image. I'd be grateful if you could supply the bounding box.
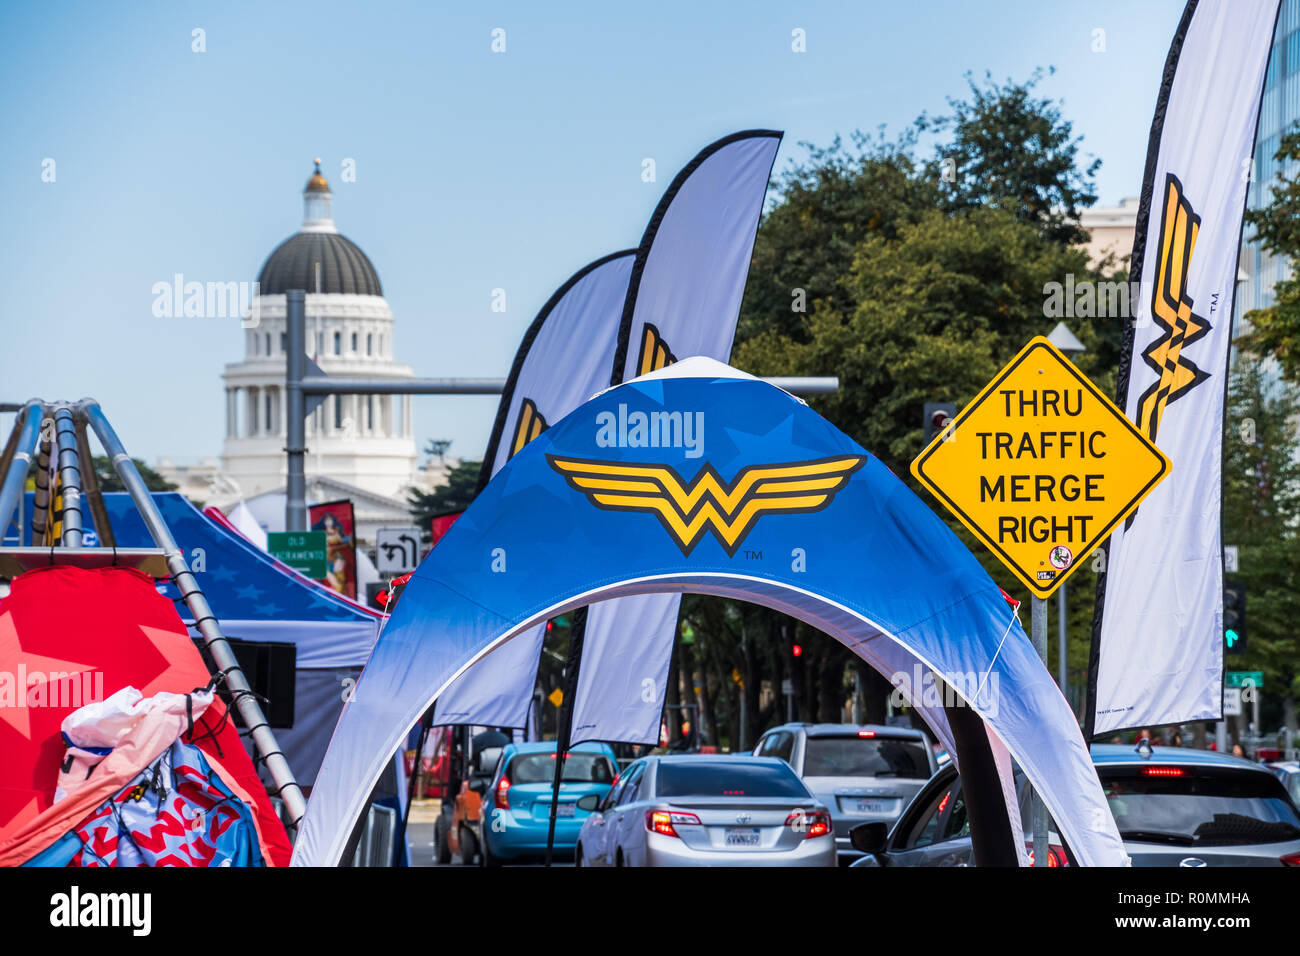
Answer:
[0,566,291,865]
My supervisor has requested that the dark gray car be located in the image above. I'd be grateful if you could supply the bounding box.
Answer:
[754,723,937,862]
[850,744,1300,867]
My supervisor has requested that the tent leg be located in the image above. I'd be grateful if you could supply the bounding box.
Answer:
[941,685,1019,866]
[53,408,83,547]
[545,606,587,867]
[0,403,42,540]
[74,414,115,548]
[394,708,434,866]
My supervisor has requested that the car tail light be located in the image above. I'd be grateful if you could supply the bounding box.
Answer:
[1140,766,1185,777]
[785,809,832,839]
[1025,843,1069,867]
[1280,851,1300,867]
[494,776,511,810]
[857,730,876,737]
[645,810,700,838]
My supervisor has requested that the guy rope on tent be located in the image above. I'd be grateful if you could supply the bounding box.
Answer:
[0,399,307,835]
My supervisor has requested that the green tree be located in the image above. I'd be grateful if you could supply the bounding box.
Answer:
[738,130,940,343]
[736,206,1113,473]
[704,71,1121,734]
[1222,361,1300,733]
[1240,125,1300,383]
[408,457,481,542]
[90,455,177,492]
[919,69,1101,246]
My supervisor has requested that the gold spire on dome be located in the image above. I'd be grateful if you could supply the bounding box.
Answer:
[305,157,330,193]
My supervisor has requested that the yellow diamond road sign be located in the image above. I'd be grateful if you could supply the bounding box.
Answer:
[910,336,1170,599]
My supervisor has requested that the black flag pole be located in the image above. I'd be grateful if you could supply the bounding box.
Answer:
[393,705,435,866]
[544,606,588,867]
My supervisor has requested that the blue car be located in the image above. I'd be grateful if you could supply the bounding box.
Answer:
[480,742,618,866]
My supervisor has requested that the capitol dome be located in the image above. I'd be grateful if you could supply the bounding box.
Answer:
[217,159,420,520]
[255,159,383,297]
[257,232,382,297]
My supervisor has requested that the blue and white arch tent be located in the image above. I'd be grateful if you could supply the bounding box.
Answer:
[294,358,1127,867]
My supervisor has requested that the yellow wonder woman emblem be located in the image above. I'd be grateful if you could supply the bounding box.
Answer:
[548,454,866,556]
[1135,173,1212,442]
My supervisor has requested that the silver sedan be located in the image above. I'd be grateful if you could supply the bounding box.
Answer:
[574,755,835,867]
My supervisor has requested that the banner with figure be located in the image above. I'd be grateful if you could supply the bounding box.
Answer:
[432,251,636,729]
[310,500,356,600]
[1088,0,1281,736]
[570,130,783,745]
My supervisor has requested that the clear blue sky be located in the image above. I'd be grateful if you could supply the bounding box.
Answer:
[0,0,1186,465]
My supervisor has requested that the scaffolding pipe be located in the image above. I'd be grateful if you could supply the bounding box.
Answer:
[299,375,840,396]
[53,408,84,547]
[74,413,115,548]
[81,400,307,829]
[31,427,52,544]
[0,403,43,540]
[300,377,506,395]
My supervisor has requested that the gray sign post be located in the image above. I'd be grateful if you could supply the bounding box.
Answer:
[281,289,839,532]
[1030,596,1049,866]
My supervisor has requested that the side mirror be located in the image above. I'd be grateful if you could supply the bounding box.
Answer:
[468,777,488,795]
[477,746,503,774]
[576,793,601,812]
[849,821,888,855]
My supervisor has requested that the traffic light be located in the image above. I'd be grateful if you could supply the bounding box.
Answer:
[1223,578,1246,655]
[923,402,957,444]
[792,643,803,658]
[365,582,389,612]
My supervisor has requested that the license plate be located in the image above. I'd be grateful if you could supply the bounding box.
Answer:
[555,803,575,817]
[725,827,760,847]
[853,798,888,814]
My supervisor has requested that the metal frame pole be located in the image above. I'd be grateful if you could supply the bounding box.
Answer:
[74,413,115,548]
[285,290,308,533]
[31,423,52,544]
[545,606,588,867]
[53,408,83,547]
[0,403,43,538]
[81,400,307,828]
[297,376,839,397]
[1031,596,1049,866]
[1057,581,1068,707]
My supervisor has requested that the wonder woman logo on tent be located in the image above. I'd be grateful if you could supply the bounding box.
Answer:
[547,453,866,556]
[1135,173,1212,443]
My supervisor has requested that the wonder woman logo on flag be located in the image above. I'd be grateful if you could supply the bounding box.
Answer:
[509,398,549,458]
[548,454,865,556]
[637,323,677,376]
[1135,173,1212,443]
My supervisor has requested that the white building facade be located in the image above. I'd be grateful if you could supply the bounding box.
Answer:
[180,161,447,540]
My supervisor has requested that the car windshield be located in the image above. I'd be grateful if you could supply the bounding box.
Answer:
[507,753,615,785]
[1101,769,1300,846]
[803,735,931,778]
[655,761,810,798]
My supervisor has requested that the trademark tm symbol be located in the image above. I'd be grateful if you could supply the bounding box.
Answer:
[743,549,763,560]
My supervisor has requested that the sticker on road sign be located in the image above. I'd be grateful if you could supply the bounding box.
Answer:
[1223,687,1242,717]
[376,527,422,574]
[910,336,1171,598]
